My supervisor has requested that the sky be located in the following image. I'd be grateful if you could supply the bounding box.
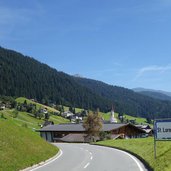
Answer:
[1,0,171,91]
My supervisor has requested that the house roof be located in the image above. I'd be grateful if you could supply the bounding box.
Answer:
[56,133,87,142]
[135,125,151,129]
[38,123,145,133]
[40,123,85,132]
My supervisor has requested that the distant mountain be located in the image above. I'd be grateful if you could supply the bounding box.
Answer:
[73,74,84,78]
[1,46,171,119]
[74,77,171,119]
[133,88,171,101]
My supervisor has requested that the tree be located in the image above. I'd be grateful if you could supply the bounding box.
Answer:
[83,110,102,142]
[44,113,49,120]
[146,117,152,124]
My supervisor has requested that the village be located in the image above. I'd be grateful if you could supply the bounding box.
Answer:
[38,105,153,143]
[1,97,170,171]
[0,97,153,143]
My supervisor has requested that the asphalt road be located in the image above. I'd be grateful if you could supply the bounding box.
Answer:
[31,143,148,171]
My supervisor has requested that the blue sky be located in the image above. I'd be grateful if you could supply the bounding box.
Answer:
[1,0,171,91]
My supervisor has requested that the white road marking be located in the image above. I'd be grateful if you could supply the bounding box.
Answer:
[84,162,90,169]
[29,150,63,171]
[112,148,144,171]
[90,156,93,160]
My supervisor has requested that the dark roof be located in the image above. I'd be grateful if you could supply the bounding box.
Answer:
[135,125,151,129]
[38,123,143,132]
[58,133,87,142]
[39,123,85,132]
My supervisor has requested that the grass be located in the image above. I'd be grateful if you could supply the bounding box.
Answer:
[102,112,149,125]
[124,114,149,124]
[0,118,58,171]
[0,109,69,131]
[96,138,171,171]
[16,97,59,113]
[102,112,119,122]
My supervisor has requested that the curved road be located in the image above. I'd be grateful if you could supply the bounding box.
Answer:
[31,143,148,171]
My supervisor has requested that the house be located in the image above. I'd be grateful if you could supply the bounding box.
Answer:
[41,120,54,128]
[61,111,74,118]
[135,124,153,136]
[0,104,5,110]
[70,115,83,123]
[38,123,146,142]
[40,108,48,114]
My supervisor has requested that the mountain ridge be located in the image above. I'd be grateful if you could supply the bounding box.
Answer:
[1,46,171,119]
[133,87,171,97]
[133,88,171,101]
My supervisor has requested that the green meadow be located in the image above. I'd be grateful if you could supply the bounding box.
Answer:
[102,112,149,125]
[16,97,59,113]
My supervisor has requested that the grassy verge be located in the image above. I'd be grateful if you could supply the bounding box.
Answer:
[96,138,171,171]
[0,119,58,171]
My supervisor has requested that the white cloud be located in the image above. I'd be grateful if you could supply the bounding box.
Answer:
[135,65,171,80]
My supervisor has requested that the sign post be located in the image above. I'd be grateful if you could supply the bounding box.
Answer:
[154,119,171,159]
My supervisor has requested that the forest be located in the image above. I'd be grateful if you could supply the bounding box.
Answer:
[1,46,171,119]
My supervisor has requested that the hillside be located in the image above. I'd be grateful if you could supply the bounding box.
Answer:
[102,112,148,125]
[133,88,171,97]
[137,91,171,101]
[1,109,68,130]
[1,46,171,118]
[0,47,111,112]
[16,97,59,113]
[0,118,58,171]
[0,97,69,130]
[74,77,171,119]
[133,88,171,101]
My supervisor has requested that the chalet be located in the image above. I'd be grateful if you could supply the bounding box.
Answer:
[61,111,74,118]
[0,104,5,110]
[38,123,146,142]
[135,124,153,136]
[41,120,54,128]
[40,108,48,114]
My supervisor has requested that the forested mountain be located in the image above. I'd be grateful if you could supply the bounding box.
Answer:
[0,47,111,111]
[74,77,171,119]
[136,91,171,101]
[133,88,171,100]
[1,46,171,119]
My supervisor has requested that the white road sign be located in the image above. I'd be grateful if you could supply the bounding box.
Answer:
[155,119,171,140]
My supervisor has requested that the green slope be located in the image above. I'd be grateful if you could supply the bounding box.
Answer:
[0,118,58,171]
[16,97,59,113]
[15,97,69,127]
[1,109,69,131]
[102,112,148,125]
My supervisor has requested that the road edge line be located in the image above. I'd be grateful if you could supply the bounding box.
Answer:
[92,144,152,171]
[21,149,63,171]
[112,148,144,171]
